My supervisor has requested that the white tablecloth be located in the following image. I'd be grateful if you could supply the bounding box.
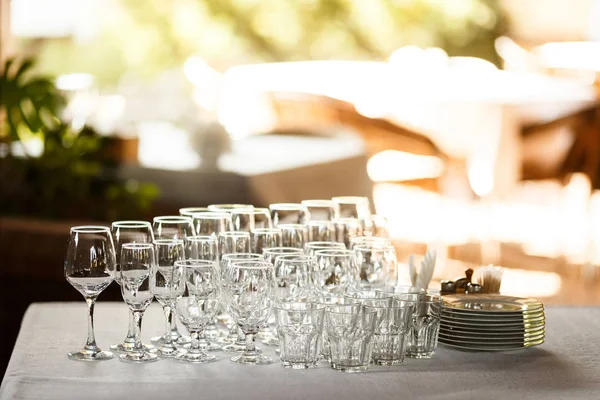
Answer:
[1,303,599,400]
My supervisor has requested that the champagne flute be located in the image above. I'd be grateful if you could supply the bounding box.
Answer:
[65,226,116,361]
[110,221,155,354]
[119,243,158,362]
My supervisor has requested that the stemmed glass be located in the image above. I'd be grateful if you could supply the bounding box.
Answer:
[302,199,340,221]
[334,218,363,248]
[65,226,116,361]
[304,241,345,256]
[110,221,155,354]
[263,247,304,265]
[278,224,308,248]
[230,208,256,232]
[152,239,185,357]
[353,244,398,290]
[218,231,251,255]
[119,243,158,363]
[219,253,263,351]
[223,261,276,365]
[175,260,221,363]
[152,216,195,345]
[306,220,336,242]
[192,212,233,236]
[314,249,359,295]
[251,228,282,254]
[269,203,310,226]
[179,207,210,218]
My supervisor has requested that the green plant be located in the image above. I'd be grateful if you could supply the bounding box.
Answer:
[0,58,159,221]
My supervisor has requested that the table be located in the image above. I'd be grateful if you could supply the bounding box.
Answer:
[1,303,599,400]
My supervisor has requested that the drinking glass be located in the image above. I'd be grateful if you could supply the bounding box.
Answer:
[192,212,233,237]
[110,221,155,353]
[278,224,308,248]
[275,302,325,369]
[304,241,345,257]
[354,244,398,290]
[273,255,318,303]
[219,253,264,351]
[253,207,273,229]
[306,220,336,242]
[331,196,371,219]
[397,293,442,359]
[65,226,116,361]
[223,261,276,365]
[179,207,210,218]
[230,208,256,232]
[218,231,251,256]
[365,299,414,365]
[152,216,195,240]
[263,247,304,265]
[175,260,221,363]
[325,305,376,372]
[301,199,340,221]
[269,203,310,226]
[119,243,158,363]
[317,296,360,361]
[152,239,185,357]
[208,204,254,213]
[335,218,363,248]
[184,235,218,261]
[251,228,282,254]
[314,249,359,295]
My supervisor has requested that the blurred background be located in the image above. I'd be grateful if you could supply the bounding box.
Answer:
[2,0,600,375]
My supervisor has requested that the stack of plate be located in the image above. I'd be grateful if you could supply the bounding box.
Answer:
[438,294,545,351]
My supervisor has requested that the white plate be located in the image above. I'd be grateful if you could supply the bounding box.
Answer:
[443,294,544,313]
[439,338,545,351]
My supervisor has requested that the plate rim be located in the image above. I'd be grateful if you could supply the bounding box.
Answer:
[442,294,543,313]
[439,338,545,351]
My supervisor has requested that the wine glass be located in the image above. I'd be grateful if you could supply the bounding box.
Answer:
[152,239,185,357]
[152,216,195,345]
[192,212,233,237]
[269,203,310,226]
[230,208,256,232]
[273,255,318,303]
[152,216,195,240]
[334,218,363,248]
[253,208,273,229]
[65,226,116,361]
[304,241,346,256]
[110,221,155,354]
[218,231,251,256]
[314,249,359,295]
[184,235,218,261]
[302,199,340,221]
[278,224,308,248]
[354,244,398,290]
[223,261,276,365]
[179,207,210,218]
[251,228,282,254]
[175,260,221,363]
[219,253,263,351]
[118,243,158,362]
[263,247,304,265]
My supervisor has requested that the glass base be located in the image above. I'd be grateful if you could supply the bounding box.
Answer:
[110,342,155,353]
[156,345,179,357]
[231,353,273,365]
[179,341,222,351]
[152,334,191,346]
[119,352,159,363]
[176,351,217,364]
[373,358,404,366]
[406,350,435,359]
[222,342,262,353]
[330,362,369,373]
[281,361,318,369]
[68,348,113,361]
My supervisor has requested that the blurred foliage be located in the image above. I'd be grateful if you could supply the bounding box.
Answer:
[0,58,159,221]
[24,0,508,86]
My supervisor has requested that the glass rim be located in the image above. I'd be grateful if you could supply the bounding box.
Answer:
[363,302,416,310]
[222,253,263,260]
[317,297,361,306]
[218,231,250,238]
[274,254,315,262]
[306,241,345,247]
[227,260,274,269]
[191,212,231,219]
[231,208,266,215]
[154,238,184,245]
[208,204,254,211]
[314,248,354,257]
[184,235,217,242]
[70,225,110,233]
[179,207,210,214]
[269,203,306,210]
[111,220,151,228]
[393,293,443,303]
[263,247,304,254]
[175,259,217,268]
[122,242,154,249]
[353,244,395,252]
[153,216,192,223]
[325,305,376,315]
[275,302,326,311]
[251,228,283,234]
[331,196,370,204]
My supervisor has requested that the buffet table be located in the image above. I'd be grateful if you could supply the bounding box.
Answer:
[1,303,599,400]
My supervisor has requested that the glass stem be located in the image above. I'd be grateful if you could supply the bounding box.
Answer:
[190,330,201,353]
[169,310,178,338]
[125,310,135,342]
[133,310,144,353]
[244,332,256,354]
[84,297,98,352]
[163,306,173,345]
